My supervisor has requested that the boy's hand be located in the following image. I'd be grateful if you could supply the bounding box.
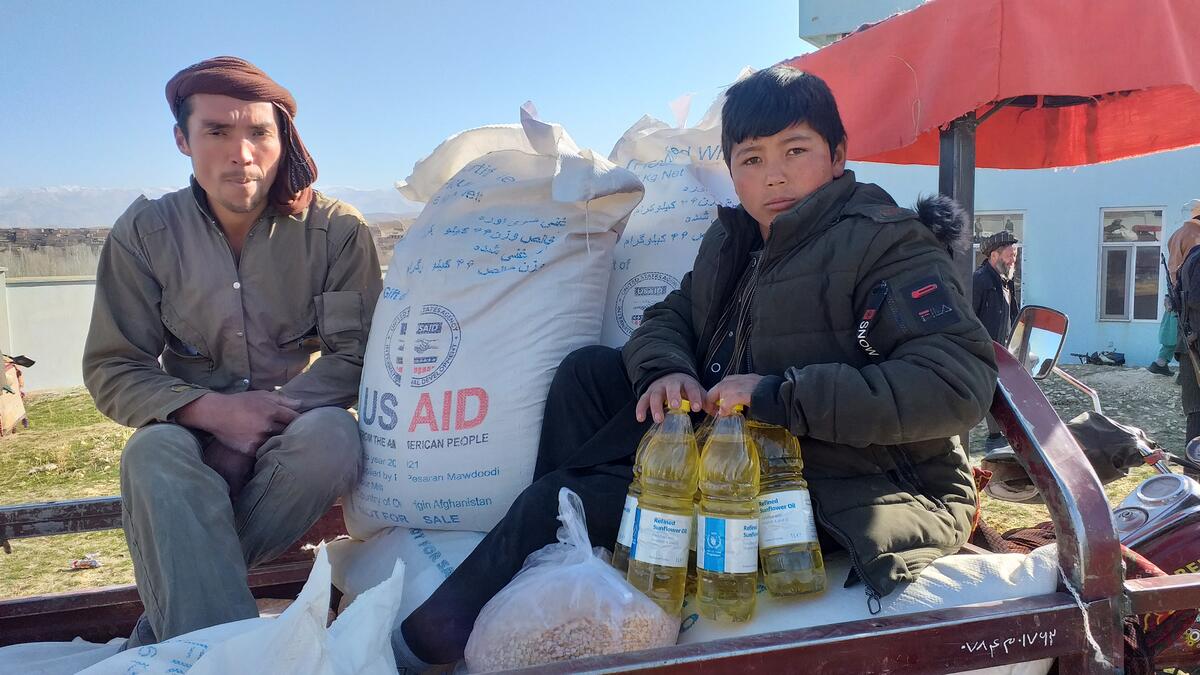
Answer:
[636,373,706,423]
[703,374,764,416]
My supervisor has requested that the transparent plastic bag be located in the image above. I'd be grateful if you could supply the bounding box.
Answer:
[464,488,679,672]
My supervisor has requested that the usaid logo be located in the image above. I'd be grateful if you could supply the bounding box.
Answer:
[615,271,680,337]
[383,304,462,388]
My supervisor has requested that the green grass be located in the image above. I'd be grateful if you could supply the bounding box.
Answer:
[979,463,1158,535]
[0,389,130,504]
[0,388,134,598]
[1,530,133,598]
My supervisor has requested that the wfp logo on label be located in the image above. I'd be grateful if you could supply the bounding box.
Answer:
[702,517,726,573]
[705,531,723,550]
[383,304,462,388]
[615,271,680,337]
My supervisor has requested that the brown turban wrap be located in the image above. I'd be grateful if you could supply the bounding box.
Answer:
[165,56,318,216]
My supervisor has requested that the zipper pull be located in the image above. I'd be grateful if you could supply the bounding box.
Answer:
[866,588,882,615]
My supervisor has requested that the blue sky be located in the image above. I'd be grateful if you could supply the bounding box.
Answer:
[1,1,812,190]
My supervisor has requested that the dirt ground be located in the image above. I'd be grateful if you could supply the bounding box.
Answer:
[968,362,1188,458]
[968,361,1188,535]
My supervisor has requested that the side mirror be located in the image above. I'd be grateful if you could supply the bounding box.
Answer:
[1006,306,1068,380]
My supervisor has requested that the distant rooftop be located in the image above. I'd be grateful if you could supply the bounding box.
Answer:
[798,0,923,46]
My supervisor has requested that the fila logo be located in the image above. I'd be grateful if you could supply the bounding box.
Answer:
[918,304,954,322]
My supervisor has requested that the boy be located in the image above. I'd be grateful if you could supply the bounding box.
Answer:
[393,66,997,670]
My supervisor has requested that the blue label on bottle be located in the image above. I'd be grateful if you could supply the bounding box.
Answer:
[697,514,758,573]
[702,516,726,573]
[629,506,643,559]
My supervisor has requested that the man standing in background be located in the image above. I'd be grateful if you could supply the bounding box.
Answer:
[973,230,1020,451]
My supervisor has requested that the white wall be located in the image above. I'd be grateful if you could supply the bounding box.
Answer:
[4,276,96,391]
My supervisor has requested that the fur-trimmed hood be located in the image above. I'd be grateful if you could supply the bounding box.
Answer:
[914,194,971,254]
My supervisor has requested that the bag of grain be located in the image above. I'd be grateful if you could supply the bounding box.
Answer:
[347,104,644,537]
[464,488,678,672]
[600,91,739,347]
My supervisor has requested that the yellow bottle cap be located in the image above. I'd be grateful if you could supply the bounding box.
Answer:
[675,399,692,413]
[716,399,745,414]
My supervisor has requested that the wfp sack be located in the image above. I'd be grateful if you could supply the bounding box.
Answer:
[347,105,644,536]
[600,95,736,346]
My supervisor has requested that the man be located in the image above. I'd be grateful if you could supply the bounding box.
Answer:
[972,231,1020,450]
[82,56,382,646]
[392,66,997,671]
[1167,199,1200,441]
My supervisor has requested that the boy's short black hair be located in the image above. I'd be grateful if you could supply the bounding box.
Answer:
[721,66,847,166]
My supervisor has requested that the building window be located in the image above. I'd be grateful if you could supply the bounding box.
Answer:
[1098,208,1163,321]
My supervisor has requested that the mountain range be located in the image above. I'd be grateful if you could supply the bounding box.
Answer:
[0,186,422,228]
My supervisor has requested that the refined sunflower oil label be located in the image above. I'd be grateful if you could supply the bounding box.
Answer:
[758,490,817,548]
[697,516,758,573]
[616,494,638,547]
[630,507,692,566]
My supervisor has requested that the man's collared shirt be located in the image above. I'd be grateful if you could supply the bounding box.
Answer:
[83,180,383,428]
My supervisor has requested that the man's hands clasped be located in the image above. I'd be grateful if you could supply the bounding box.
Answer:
[176,390,302,495]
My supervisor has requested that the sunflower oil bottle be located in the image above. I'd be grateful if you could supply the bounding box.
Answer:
[612,421,659,573]
[749,420,826,597]
[695,405,760,622]
[626,401,699,616]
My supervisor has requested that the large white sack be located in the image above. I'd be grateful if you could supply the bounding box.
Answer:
[329,526,485,626]
[0,637,124,675]
[678,548,1058,675]
[600,94,738,347]
[76,546,404,675]
[347,104,644,536]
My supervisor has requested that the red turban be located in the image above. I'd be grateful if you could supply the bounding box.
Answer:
[166,56,317,216]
